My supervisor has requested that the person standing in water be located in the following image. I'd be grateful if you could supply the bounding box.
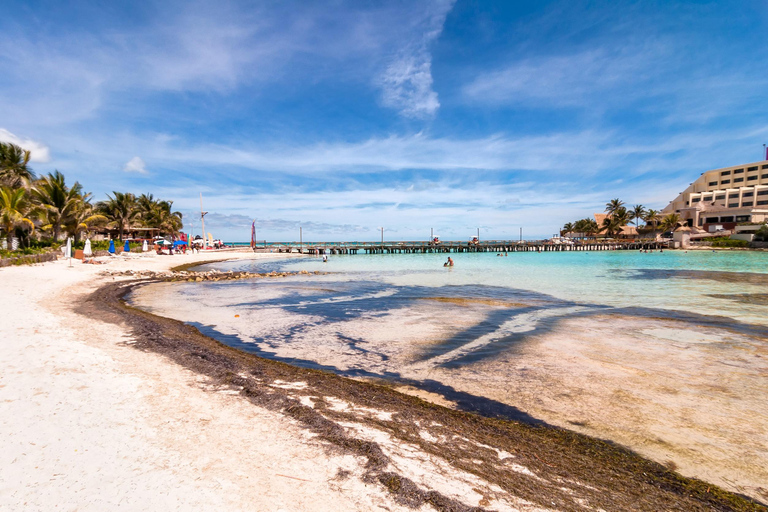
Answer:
[444,257,454,267]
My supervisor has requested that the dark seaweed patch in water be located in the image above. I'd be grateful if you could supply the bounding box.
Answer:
[616,268,768,285]
[176,279,768,368]
[708,293,768,306]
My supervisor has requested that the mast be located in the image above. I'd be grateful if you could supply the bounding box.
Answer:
[200,193,208,246]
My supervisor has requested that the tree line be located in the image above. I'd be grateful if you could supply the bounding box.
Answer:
[561,198,681,238]
[1,141,182,248]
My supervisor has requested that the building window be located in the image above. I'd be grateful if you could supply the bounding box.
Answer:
[721,180,730,184]
[734,177,744,183]
[721,216,734,222]
[721,170,731,175]
[728,203,739,207]
[743,191,754,197]
[763,164,768,169]
[708,181,718,186]
[758,190,768,196]
[691,197,701,203]
[748,175,758,181]
[762,174,768,179]
[734,168,744,174]
[705,217,719,223]
[747,166,758,171]
[715,194,726,200]
[736,215,750,222]
[742,202,753,207]
[758,200,768,205]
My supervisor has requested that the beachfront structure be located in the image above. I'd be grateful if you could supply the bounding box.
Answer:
[662,160,768,232]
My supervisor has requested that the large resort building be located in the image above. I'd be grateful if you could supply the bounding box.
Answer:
[662,159,768,232]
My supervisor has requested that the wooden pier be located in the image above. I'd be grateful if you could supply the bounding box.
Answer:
[257,240,666,255]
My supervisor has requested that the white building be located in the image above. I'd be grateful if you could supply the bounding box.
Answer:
[662,160,768,232]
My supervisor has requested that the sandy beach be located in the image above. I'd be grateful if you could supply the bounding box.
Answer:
[1,251,763,511]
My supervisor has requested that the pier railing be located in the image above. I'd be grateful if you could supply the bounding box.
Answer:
[248,239,665,254]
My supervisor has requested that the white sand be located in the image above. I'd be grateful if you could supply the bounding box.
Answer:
[0,252,426,511]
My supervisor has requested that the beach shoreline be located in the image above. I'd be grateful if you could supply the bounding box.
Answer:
[1,251,765,511]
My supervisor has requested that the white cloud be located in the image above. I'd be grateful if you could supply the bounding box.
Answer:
[378,1,454,118]
[463,46,660,107]
[123,156,148,174]
[0,128,51,163]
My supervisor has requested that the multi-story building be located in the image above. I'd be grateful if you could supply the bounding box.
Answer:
[662,160,768,232]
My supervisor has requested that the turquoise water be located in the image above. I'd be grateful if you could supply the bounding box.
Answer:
[198,250,768,326]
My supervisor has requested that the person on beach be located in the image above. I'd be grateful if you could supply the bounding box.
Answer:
[444,257,453,267]
[323,254,328,263]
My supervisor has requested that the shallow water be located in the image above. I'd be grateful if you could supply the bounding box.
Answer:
[131,250,768,501]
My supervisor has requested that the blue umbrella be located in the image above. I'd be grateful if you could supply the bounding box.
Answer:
[124,240,130,252]
[108,240,115,254]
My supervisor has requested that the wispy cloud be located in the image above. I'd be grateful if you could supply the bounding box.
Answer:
[0,128,51,162]
[378,1,454,118]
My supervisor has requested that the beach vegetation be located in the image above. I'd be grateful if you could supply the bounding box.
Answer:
[710,237,750,248]
[753,224,768,242]
[605,198,625,215]
[0,186,35,247]
[0,142,35,188]
[659,213,681,233]
[0,139,184,254]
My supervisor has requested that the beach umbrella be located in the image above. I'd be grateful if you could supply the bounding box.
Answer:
[108,240,115,254]
[66,237,72,258]
[124,240,130,252]
[142,240,148,252]
[84,239,92,257]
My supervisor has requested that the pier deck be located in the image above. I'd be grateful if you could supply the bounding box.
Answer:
[252,240,666,255]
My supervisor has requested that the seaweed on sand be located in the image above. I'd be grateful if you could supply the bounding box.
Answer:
[78,279,767,512]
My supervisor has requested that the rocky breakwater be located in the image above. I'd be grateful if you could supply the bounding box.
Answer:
[100,269,325,282]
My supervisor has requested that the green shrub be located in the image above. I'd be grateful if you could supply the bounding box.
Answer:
[711,238,749,248]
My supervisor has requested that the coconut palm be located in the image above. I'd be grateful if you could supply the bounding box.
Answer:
[644,209,661,229]
[0,142,35,188]
[96,192,138,241]
[660,213,681,233]
[561,222,574,236]
[137,194,183,235]
[0,186,35,247]
[602,207,630,238]
[32,171,85,242]
[64,194,107,243]
[631,205,646,229]
[605,198,625,215]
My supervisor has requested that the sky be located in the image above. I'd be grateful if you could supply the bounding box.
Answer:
[2,0,768,242]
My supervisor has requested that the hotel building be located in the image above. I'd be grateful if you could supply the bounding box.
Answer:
[662,160,768,232]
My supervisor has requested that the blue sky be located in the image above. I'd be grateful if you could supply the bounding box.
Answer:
[2,0,767,241]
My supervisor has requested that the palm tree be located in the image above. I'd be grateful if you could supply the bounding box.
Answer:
[605,198,625,215]
[602,207,630,238]
[32,171,84,242]
[561,222,574,237]
[64,194,107,243]
[0,142,35,188]
[137,194,183,236]
[631,205,645,229]
[660,213,681,233]
[644,209,660,230]
[0,186,35,247]
[97,192,138,241]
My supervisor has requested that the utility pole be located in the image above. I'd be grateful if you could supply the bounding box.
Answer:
[199,193,208,248]
[520,227,523,242]
[430,227,433,241]
[381,226,384,244]
[300,226,303,252]
[477,227,480,241]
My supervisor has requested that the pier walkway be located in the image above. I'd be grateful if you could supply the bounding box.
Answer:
[251,240,666,255]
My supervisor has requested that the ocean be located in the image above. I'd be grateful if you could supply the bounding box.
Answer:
[129,250,768,497]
